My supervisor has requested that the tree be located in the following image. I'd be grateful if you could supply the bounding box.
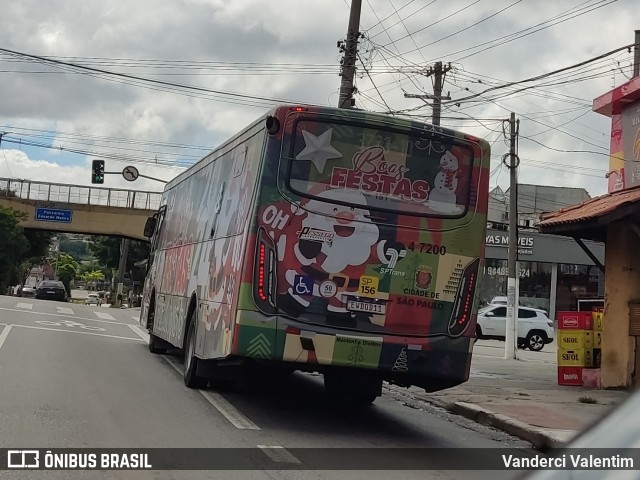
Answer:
[79,269,106,290]
[0,206,28,292]
[59,237,92,261]
[23,229,55,264]
[89,236,149,284]
[48,253,79,293]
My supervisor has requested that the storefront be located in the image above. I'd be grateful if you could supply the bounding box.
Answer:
[478,229,605,321]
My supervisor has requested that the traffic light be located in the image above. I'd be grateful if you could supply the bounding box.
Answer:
[91,160,105,184]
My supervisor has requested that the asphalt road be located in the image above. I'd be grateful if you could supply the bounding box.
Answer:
[0,295,532,480]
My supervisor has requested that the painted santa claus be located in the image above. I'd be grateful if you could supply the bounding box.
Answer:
[280,187,388,313]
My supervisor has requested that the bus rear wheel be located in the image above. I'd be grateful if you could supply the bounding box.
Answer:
[184,316,208,389]
[148,333,167,354]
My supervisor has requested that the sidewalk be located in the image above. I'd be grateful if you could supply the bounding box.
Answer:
[392,339,630,449]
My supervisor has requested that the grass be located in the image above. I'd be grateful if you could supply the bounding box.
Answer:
[578,396,598,404]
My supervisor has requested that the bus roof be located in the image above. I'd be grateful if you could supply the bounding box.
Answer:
[163,104,490,192]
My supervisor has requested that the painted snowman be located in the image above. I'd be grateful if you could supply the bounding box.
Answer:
[428,150,459,213]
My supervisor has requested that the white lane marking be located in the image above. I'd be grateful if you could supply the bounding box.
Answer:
[0,307,127,326]
[0,325,13,351]
[35,319,106,332]
[131,316,139,322]
[94,311,116,320]
[128,324,150,342]
[9,323,145,342]
[56,307,75,315]
[257,446,301,464]
[163,356,260,430]
[16,303,33,310]
[199,390,261,430]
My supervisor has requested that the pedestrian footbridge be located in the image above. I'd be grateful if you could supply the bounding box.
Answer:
[0,177,162,241]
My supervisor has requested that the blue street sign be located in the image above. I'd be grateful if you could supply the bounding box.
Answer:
[35,208,73,223]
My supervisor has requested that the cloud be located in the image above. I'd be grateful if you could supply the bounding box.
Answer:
[0,0,636,204]
[0,149,183,192]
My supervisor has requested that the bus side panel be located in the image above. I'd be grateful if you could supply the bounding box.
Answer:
[231,117,285,361]
[196,127,268,360]
[149,174,201,347]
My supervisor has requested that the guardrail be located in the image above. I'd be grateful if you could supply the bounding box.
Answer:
[0,177,162,210]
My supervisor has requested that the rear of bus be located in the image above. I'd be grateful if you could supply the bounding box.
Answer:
[234,105,490,396]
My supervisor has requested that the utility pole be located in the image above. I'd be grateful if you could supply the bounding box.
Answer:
[115,237,129,307]
[634,30,640,77]
[403,61,451,125]
[337,0,362,109]
[505,112,520,360]
[432,61,450,126]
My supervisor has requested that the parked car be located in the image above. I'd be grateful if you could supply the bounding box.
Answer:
[34,280,68,302]
[476,305,555,351]
[85,293,100,305]
[489,295,508,305]
[19,285,37,298]
[520,389,640,479]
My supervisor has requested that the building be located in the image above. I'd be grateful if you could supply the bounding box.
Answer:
[488,184,591,228]
[481,184,605,322]
[479,228,604,322]
[537,66,640,389]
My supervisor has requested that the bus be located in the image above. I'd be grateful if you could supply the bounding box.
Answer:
[140,104,490,404]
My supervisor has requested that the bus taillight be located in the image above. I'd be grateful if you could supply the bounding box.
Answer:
[258,243,267,301]
[448,258,480,337]
[254,227,277,314]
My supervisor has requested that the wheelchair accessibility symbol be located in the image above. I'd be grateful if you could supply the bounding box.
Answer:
[294,275,314,296]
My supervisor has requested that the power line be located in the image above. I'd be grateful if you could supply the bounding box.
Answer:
[440,41,637,106]
[367,0,439,40]
[0,47,306,108]
[391,0,615,62]
[382,0,524,51]
[364,0,418,38]
[381,0,482,47]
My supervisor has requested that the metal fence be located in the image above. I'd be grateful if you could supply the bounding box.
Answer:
[0,177,162,210]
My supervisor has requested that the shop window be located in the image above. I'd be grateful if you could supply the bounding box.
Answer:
[518,260,552,312]
[556,263,602,312]
[478,258,552,312]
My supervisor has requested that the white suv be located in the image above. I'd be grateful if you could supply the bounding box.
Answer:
[476,305,555,351]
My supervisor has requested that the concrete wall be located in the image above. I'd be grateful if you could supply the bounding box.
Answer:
[602,222,638,388]
[0,198,153,242]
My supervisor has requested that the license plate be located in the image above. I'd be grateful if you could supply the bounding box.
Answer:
[347,300,386,314]
[47,291,55,294]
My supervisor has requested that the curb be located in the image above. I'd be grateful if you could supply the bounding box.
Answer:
[385,384,565,450]
[447,402,564,450]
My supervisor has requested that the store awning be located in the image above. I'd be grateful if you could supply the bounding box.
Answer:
[537,185,640,242]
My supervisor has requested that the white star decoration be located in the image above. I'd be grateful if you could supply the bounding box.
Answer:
[295,129,343,174]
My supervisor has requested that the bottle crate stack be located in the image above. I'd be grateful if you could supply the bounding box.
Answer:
[556,309,603,387]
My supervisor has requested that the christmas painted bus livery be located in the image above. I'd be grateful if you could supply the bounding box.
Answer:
[140,104,490,404]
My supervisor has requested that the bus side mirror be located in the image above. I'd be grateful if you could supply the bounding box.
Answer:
[144,216,157,238]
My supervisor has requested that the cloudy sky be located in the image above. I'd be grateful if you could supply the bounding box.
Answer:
[0,0,637,203]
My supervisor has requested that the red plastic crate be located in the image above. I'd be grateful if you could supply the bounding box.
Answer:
[557,311,593,330]
[558,366,583,386]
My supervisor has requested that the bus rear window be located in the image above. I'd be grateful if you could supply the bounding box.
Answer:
[286,120,474,217]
